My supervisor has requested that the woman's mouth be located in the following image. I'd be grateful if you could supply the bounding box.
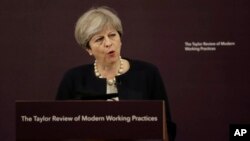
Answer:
[108,50,115,56]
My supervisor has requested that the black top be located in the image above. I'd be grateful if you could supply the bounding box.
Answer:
[56,59,176,140]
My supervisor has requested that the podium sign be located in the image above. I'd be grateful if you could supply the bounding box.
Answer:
[16,100,167,140]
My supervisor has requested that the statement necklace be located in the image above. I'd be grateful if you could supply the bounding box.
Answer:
[94,57,123,85]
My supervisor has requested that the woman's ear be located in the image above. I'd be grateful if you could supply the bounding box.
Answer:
[86,48,93,56]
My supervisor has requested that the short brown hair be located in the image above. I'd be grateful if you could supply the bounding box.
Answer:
[74,6,123,49]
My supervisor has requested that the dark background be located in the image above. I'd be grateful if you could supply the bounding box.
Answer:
[1,0,250,141]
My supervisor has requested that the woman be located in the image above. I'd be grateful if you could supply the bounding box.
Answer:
[56,6,176,140]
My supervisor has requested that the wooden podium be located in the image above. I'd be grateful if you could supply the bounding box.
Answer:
[16,101,168,141]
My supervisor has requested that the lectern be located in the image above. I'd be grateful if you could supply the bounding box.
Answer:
[16,101,168,141]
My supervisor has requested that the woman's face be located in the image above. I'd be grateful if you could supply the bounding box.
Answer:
[88,26,122,65]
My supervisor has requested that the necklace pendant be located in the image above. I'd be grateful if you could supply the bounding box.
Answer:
[107,78,116,86]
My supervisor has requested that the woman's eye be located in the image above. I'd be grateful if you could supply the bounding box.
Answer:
[109,33,116,37]
[95,37,103,42]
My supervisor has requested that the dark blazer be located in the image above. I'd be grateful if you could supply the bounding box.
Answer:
[56,59,176,140]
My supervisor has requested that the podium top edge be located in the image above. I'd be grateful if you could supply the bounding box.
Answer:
[15,100,164,103]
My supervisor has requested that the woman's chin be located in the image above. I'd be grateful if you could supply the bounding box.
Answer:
[107,57,119,64]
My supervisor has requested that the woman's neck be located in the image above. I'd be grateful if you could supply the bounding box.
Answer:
[100,63,119,77]
[96,59,121,79]
[94,58,130,80]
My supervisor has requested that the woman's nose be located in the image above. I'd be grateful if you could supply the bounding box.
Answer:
[104,37,112,48]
